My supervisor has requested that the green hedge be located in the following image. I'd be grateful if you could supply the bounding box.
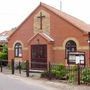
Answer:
[41,65,90,84]
[67,65,77,83]
[41,64,68,80]
[82,68,90,84]
[51,64,68,79]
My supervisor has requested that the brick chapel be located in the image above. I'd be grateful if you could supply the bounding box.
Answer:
[8,2,90,69]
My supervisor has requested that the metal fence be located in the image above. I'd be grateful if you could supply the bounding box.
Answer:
[48,63,90,85]
[0,59,29,77]
[0,60,47,77]
[0,60,90,85]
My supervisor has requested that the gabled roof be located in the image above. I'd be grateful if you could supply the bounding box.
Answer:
[40,3,89,33]
[28,33,54,43]
[8,2,89,40]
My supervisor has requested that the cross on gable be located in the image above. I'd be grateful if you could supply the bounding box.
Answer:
[37,12,45,30]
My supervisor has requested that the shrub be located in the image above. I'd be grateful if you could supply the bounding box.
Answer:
[0,52,8,60]
[2,45,8,53]
[51,64,68,79]
[15,61,26,70]
[0,44,8,60]
[67,65,77,83]
[68,71,76,83]
[21,62,26,70]
[41,64,68,80]
[82,68,90,84]
[41,71,49,78]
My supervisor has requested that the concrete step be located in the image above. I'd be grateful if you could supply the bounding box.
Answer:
[29,69,45,73]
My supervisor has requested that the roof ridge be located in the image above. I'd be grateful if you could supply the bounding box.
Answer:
[41,2,85,23]
[41,2,89,32]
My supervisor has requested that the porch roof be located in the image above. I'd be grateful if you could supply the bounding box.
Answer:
[28,33,54,43]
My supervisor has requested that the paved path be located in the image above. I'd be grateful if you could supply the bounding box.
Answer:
[0,73,90,90]
[0,73,58,90]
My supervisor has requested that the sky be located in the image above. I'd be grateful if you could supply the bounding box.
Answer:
[0,0,90,33]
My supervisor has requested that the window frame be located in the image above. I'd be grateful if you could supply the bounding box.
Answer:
[14,43,22,57]
[65,40,77,64]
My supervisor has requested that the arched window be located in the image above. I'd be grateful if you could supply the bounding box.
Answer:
[14,43,22,57]
[65,40,77,59]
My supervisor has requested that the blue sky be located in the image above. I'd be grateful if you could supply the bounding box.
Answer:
[0,0,90,32]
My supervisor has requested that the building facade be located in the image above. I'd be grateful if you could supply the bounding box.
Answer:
[8,3,90,69]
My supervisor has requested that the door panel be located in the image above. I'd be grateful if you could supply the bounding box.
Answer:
[31,45,47,70]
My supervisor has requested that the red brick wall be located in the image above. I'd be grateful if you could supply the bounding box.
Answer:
[8,5,89,66]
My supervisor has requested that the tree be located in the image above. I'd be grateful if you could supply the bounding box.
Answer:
[0,44,8,60]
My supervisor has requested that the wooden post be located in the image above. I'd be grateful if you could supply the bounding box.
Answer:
[11,59,14,74]
[26,60,29,77]
[48,62,52,80]
[88,32,90,66]
[77,64,80,85]
[19,61,21,74]
[0,61,2,72]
